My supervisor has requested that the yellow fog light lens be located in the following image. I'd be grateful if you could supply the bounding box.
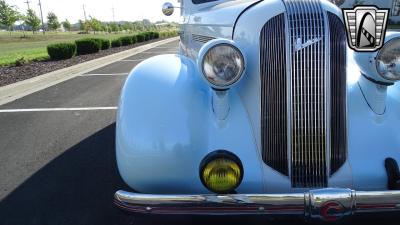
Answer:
[200,151,243,194]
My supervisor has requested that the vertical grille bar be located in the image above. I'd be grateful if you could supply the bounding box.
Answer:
[328,12,348,175]
[260,14,288,176]
[285,0,327,188]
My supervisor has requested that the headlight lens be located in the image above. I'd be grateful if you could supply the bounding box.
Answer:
[376,37,400,81]
[202,44,245,88]
[200,151,243,194]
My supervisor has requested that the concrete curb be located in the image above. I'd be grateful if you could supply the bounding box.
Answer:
[0,37,179,106]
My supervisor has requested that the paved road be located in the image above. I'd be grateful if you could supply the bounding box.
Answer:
[0,40,398,225]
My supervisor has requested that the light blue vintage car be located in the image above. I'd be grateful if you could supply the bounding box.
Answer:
[114,0,400,222]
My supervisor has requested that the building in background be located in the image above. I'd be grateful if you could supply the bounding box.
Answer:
[332,0,400,22]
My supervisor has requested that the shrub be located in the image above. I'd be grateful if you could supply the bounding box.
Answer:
[159,31,178,38]
[129,36,137,45]
[119,36,133,46]
[169,31,178,37]
[75,38,101,55]
[15,57,30,66]
[99,38,110,50]
[47,42,76,60]
[148,31,159,39]
[111,39,122,48]
[159,31,166,38]
[136,34,145,42]
[160,31,171,38]
[147,32,154,40]
[143,32,151,41]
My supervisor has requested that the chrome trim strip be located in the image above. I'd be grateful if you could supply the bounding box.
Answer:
[323,6,332,181]
[114,189,400,220]
[285,9,293,180]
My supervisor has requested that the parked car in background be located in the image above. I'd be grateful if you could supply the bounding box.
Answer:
[114,0,400,222]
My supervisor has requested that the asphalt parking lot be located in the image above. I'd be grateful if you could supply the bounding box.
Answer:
[0,40,398,225]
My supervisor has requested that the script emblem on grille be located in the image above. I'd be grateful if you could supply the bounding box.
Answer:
[294,37,322,52]
[343,6,389,52]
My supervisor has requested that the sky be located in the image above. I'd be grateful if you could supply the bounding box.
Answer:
[9,0,181,24]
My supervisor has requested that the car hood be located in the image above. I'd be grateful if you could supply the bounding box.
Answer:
[188,0,262,39]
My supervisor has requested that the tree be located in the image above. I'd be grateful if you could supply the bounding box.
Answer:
[0,0,20,35]
[101,23,109,33]
[47,11,60,31]
[122,22,133,32]
[142,19,151,27]
[62,19,71,31]
[89,16,102,34]
[109,22,119,33]
[132,21,144,31]
[78,19,90,33]
[24,9,41,34]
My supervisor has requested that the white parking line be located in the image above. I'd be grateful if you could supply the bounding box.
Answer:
[0,37,179,106]
[153,46,178,48]
[0,107,118,113]
[80,73,129,76]
[119,59,146,62]
[140,51,178,54]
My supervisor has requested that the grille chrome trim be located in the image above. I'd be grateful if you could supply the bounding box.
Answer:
[192,34,215,43]
[284,0,328,188]
[260,1,348,187]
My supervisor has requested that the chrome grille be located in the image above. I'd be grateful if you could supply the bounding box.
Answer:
[192,34,215,43]
[260,14,288,176]
[286,0,328,188]
[328,12,347,175]
[260,1,347,188]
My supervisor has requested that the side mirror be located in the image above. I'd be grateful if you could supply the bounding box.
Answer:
[162,2,174,16]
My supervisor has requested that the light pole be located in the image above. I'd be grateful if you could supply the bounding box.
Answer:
[112,6,115,22]
[83,4,87,21]
[38,0,45,34]
[24,0,31,9]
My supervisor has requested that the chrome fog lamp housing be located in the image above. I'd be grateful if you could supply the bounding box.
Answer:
[376,37,400,81]
[198,39,246,89]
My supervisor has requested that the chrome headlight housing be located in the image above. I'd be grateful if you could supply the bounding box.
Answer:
[354,32,400,84]
[376,37,400,81]
[198,40,245,89]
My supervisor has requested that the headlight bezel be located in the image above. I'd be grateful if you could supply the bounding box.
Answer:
[199,150,244,194]
[197,39,246,90]
[354,32,400,84]
[376,36,400,81]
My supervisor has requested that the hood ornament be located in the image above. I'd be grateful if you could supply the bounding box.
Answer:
[295,37,323,52]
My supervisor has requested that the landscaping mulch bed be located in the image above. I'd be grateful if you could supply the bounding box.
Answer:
[0,38,168,87]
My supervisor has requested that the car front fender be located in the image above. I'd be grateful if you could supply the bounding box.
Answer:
[116,54,210,193]
[116,54,264,194]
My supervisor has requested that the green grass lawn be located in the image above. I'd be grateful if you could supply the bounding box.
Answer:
[0,31,133,66]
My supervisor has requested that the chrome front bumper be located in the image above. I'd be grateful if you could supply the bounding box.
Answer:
[114,188,400,221]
